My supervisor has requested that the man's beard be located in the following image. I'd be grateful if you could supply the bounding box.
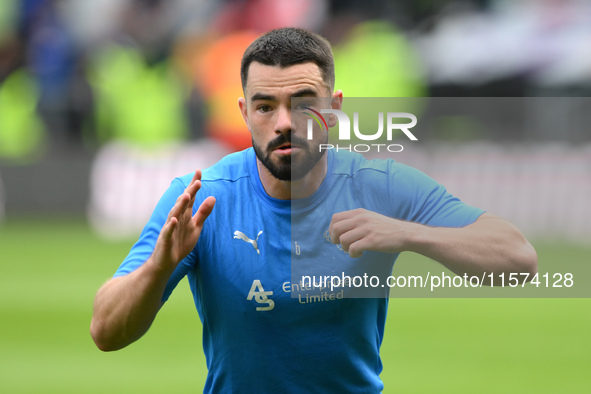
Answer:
[253,133,326,181]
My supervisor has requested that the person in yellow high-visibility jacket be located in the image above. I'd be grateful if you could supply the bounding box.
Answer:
[0,69,46,162]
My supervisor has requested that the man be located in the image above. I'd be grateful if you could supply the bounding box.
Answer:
[91,27,537,392]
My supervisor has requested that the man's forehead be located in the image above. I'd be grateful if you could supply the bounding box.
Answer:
[244,62,330,98]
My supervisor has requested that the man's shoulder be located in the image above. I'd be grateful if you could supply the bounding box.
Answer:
[331,150,397,177]
[203,148,252,181]
[176,148,252,187]
[332,150,428,176]
[330,150,431,195]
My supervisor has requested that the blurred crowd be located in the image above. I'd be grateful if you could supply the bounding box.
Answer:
[1,0,590,162]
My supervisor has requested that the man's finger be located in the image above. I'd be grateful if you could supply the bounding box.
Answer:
[329,217,358,244]
[194,196,216,228]
[329,209,365,243]
[186,181,201,214]
[347,241,364,258]
[168,192,191,222]
[184,170,203,202]
[187,179,201,199]
[331,209,362,224]
[190,169,202,184]
[160,216,178,242]
[337,226,366,251]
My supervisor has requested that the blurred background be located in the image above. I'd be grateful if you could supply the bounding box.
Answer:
[1,0,591,233]
[0,0,590,393]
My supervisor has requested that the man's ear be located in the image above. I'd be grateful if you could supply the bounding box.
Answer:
[328,90,343,127]
[238,97,250,131]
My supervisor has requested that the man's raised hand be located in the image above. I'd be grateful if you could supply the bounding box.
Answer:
[152,170,216,271]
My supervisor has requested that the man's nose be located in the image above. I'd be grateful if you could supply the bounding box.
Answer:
[275,106,291,134]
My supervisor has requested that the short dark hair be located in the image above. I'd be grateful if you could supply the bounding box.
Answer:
[240,27,335,93]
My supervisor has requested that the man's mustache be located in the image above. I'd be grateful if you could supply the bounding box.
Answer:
[266,134,309,151]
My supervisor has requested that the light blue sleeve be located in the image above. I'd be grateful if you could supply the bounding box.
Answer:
[388,161,485,227]
[113,176,196,302]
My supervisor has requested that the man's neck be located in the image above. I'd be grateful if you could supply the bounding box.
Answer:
[256,156,328,200]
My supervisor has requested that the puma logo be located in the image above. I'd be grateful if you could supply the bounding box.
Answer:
[233,230,263,254]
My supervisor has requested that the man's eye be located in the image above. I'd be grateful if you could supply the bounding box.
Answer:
[296,102,312,111]
[258,105,271,112]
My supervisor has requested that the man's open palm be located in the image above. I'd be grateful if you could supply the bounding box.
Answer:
[152,170,216,270]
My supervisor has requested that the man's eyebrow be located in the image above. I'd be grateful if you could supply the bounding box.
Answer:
[250,89,319,103]
[291,89,319,98]
[250,93,275,102]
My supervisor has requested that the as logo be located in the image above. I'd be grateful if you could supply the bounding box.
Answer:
[246,280,274,311]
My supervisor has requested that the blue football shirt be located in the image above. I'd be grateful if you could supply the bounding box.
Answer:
[115,148,484,393]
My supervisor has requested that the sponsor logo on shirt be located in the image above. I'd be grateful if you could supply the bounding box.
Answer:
[323,229,347,252]
[234,230,263,254]
[246,280,274,311]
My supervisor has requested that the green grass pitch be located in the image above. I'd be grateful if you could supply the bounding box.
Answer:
[1,218,589,393]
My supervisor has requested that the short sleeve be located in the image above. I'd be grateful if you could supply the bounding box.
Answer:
[113,177,196,302]
[389,162,485,227]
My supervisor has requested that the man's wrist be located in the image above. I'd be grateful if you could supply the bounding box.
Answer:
[143,255,176,281]
[400,220,432,254]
